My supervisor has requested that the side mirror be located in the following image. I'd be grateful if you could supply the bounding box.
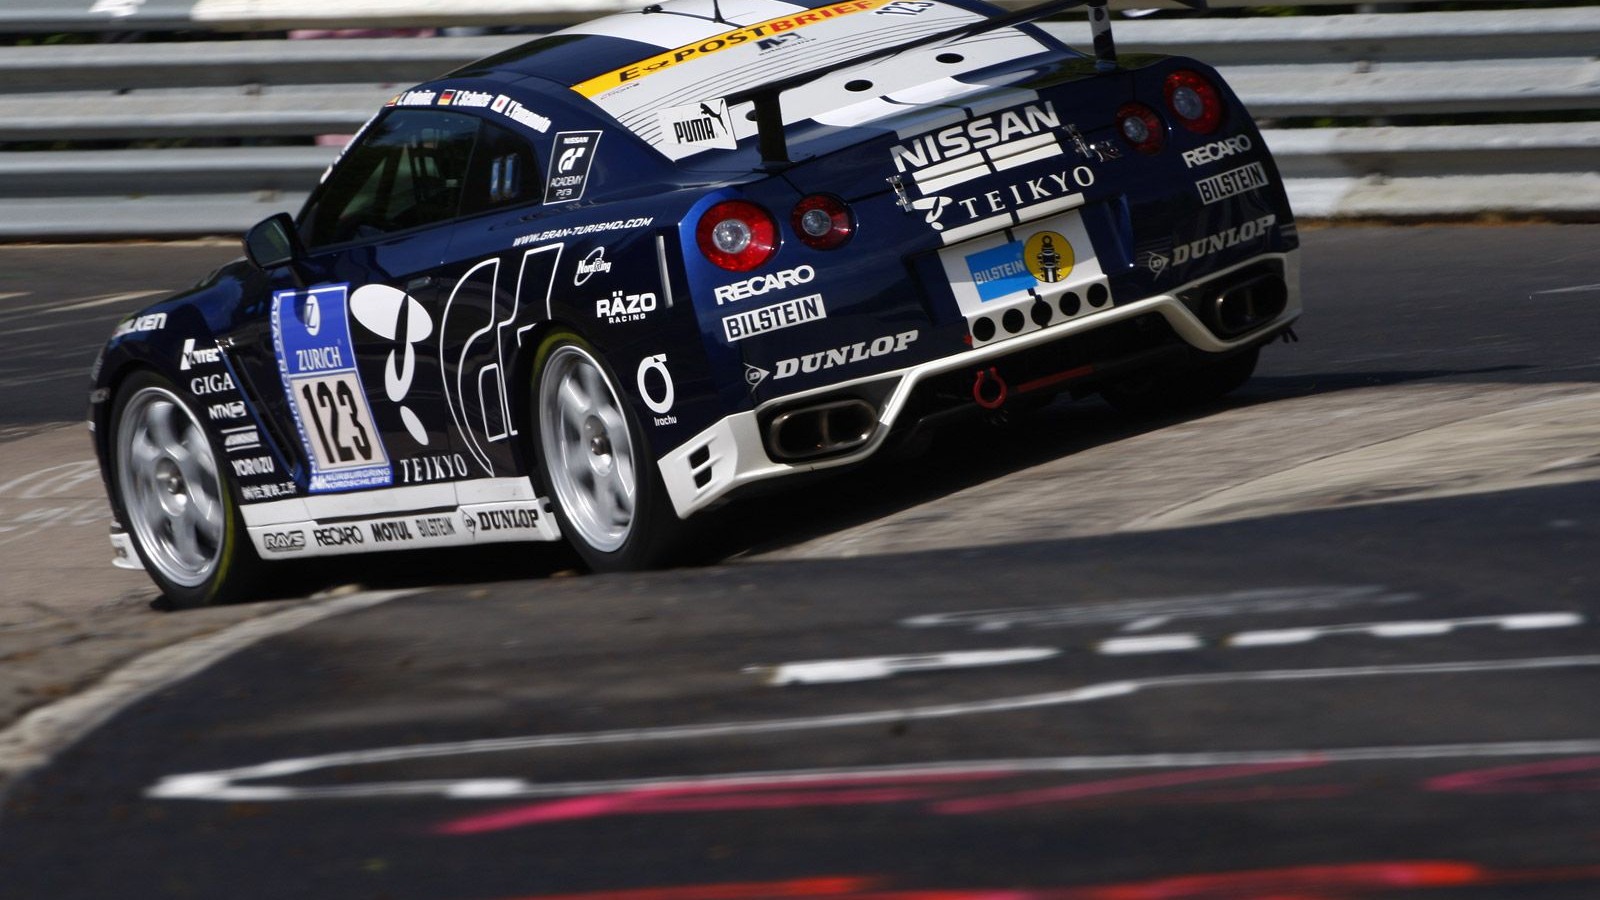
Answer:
[243,213,303,270]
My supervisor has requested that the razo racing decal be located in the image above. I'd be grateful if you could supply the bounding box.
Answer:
[545,131,601,205]
[595,290,658,324]
[1196,162,1269,205]
[272,284,392,494]
[571,0,897,98]
[659,99,737,152]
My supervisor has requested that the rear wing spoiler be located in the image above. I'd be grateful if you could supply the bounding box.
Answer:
[725,0,1207,169]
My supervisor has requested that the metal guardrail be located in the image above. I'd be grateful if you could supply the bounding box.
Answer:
[2,2,1598,237]
[0,0,1542,32]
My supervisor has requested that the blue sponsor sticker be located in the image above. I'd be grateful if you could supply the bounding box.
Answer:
[272,285,392,493]
[964,243,1034,302]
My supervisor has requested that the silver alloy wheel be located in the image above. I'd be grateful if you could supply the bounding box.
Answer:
[116,386,226,588]
[538,344,638,553]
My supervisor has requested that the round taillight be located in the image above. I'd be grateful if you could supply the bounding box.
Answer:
[791,194,853,250]
[1165,69,1224,134]
[696,200,778,272]
[1116,102,1165,155]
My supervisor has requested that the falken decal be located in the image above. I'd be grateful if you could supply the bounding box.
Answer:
[271,285,392,494]
[571,0,897,98]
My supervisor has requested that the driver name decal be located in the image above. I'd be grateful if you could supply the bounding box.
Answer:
[272,285,392,493]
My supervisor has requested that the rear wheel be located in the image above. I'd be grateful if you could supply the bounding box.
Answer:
[110,370,262,607]
[1101,346,1259,415]
[532,332,682,572]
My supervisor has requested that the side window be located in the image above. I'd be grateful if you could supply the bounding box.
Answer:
[301,109,481,250]
[459,121,540,217]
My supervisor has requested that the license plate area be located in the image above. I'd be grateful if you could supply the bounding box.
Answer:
[937,209,1111,348]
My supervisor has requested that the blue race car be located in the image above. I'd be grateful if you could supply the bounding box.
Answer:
[90,0,1300,605]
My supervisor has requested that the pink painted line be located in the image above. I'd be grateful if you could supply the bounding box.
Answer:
[1424,755,1600,794]
[932,760,1327,815]
[439,771,1013,834]
[496,876,879,899]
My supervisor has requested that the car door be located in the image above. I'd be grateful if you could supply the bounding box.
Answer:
[265,108,481,505]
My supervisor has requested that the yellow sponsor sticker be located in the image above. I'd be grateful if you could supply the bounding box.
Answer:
[572,0,897,99]
[1023,231,1073,284]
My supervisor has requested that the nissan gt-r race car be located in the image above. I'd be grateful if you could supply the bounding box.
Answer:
[90,0,1301,606]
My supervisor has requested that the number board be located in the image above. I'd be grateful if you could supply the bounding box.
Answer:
[271,284,393,493]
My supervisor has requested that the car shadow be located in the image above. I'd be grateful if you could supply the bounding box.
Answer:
[156,362,1555,609]
[687,362,1548,564]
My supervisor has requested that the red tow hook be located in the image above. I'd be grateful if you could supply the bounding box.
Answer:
[972,366,1008,410]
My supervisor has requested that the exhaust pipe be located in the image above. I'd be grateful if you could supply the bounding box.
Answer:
[767,398,878,462]
[1212,274,1288,337]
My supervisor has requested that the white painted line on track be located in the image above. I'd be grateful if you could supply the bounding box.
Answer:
[1228,613,1583,648]
[0,590,414,789]
[1097,634,1203,655]
[147,654,1600,802]
[45,290,166,313]
[747,648,1060,685]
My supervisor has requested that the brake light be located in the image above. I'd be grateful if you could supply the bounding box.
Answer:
[1117,102,1165,155]
[696,200,778,272]
[1165,69,1224,134]
[791,194,854,250]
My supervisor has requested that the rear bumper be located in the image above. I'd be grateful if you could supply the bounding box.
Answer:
[658,249,1301,519]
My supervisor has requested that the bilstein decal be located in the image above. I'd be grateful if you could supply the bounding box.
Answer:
[571,0,896,98]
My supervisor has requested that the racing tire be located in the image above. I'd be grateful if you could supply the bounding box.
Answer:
[1100,346,1260,415]
[531,331,683,573]
[109,370,264,607]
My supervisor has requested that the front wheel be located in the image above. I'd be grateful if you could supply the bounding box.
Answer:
[532,332,683,572]
[110,370,263,607]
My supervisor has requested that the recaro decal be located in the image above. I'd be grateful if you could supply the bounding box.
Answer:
[570,0,898,98]
[714,265,815,305]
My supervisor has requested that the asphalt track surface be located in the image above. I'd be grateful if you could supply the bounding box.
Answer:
[1,226,1599,899]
